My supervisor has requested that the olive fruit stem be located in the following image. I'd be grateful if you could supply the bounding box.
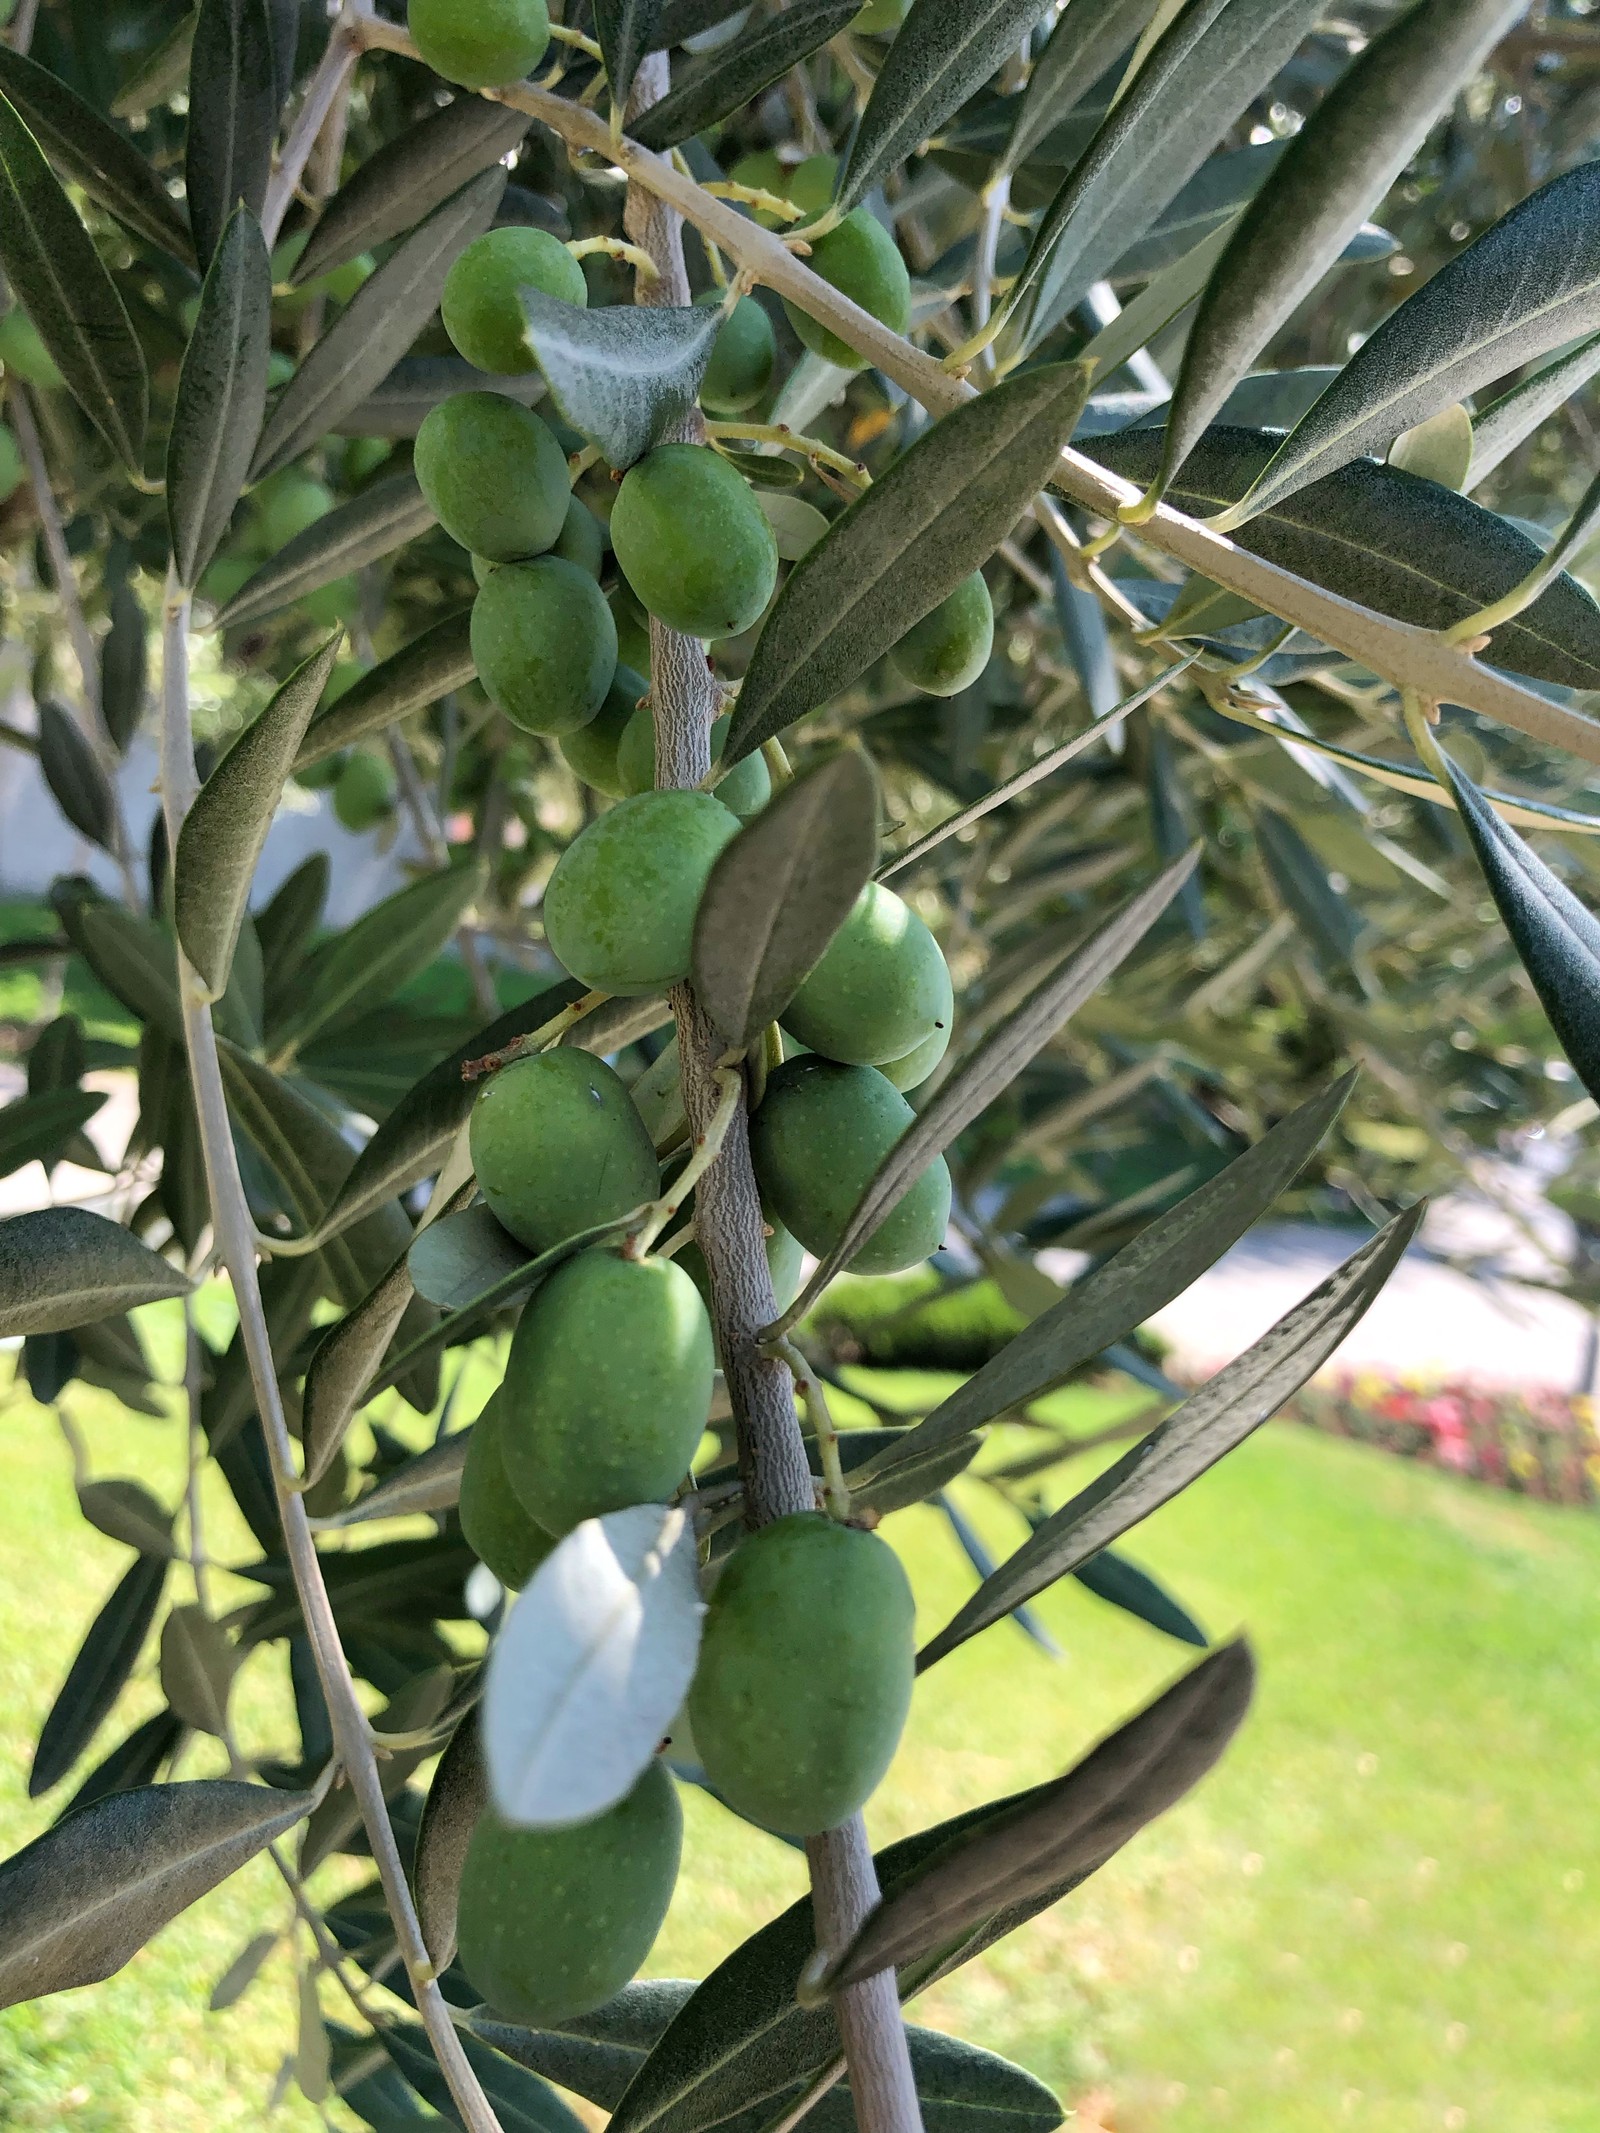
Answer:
[460,990,608,1081]
[630,1063,742,1257]
[160,573,506,2133]
[547,20,604,60]
[702,179,808,223]
[706,421,870,489]
[567,235,661,282]
[769,1337,851,1522]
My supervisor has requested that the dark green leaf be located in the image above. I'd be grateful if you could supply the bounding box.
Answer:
[1255,805,1364,967]
[55,1714,183,1825]
[258,852,329,1007]
[518,288,720,473]
[1106,141,1280,281]
[301,1235,431,1487]
[0,91,147,470]
[29,1555,168,1795]
[100,578,148,753]
[0,1207,191,1338]
[829,1643,1253,1985]
[315,1432,468,1530]
[342,354,547,440]
[472,1986,698,2111]
[415,1711,484,1970]
[294,97,532,286]
[0,1779,313,2009]
[0,1088,103,1183]
[382,2019,587,2133]
[1002,0,1157,178]
[26,1015,84,1095]
[167,204,273,588]
[847,1073,1352,1495]
[111,9,198,119]
[37,702,114,850]
[1089,425,1600,690]
[159,1605,236,1736]
[251,169,507,480]
[727,363,1089,762]
[174,635,341,993]
[650,0,744,47]
[0,44,193,260]
[594,0,666,114]
[1072,1548,1207,1647]
[779,852,1197,1330]
[837,0,1052,217]
[68,900,185,1041]
[213,473,435,630]
[408,1204,530,1312]
[919,1208,1421,1667]
[691,751,879,1049]
[295,611,475,768]
[631,2,858,151]
[207,1929,279,2012]
[1220,159,1600,525]
[185,0,276,267]
[1467,331,1600,491]
[1155,0,1524,501]
[76,1478,174,1558]
[1008,0,1328,354]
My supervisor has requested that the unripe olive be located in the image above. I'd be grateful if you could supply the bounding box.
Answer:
[408,0,550,86]
[543,790,741,995]
[782,209,910,372]
[253,469,333,552]
[559,662,646,797]
[0,422,21,505]
[617,709,771,821]
[609,579,653,673]
[443,227,587,376]
[688,1514,915,1835]
[749,1055,951,1275]
[457,1759,681,2023]
[459,1394,555,1587]
[888,572,995,697]
[553,493,607,577]
[783,882,952,1067]
[610,444,778,640]
[470,1048,659,1252]
[414,391,570,561]
[0,306,61,388]
[471,556,617,735]
[332,748,397,831]
[700,295,776,416]
[880,1014,952,1093]
[502,1250,713,1534]
[852,0,911,30]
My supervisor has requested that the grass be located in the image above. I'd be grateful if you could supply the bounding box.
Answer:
[0,1339,1597,2132]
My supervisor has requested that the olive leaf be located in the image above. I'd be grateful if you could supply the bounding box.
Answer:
[251,168,507,480]
[345,352,547,439]
[1256,806,1364,968]
[0,91,148,471]
[294,610,475,767]
[726,362,1089,763]
[827,1643,1254,1987]
[300,1240,427,1489]
[0,1207,191,1338]
[77,1478,175,1558]
[185,0,276,268]
[631,1,860,151]
[408,1204,531,1313]
[836,0,1053,217]
[650,0,746,47]
[1088,426,1600,690]
[173,636,342,995]
[919,1205,1422,1668]
[213,474,436,629]
[1076,219,1236,385]
[415,1711,485,1969]
[1219,159,1600,526]
[517,289,722,473]
[36,703,113,850]
[1073,1547,1207,1647]
[0,1779,314,2010]
[1151,0,1522,503]
[0,44,193,261]
[1467,332,1600,491]
[381,2019,587,2133]
[207,1930,279,2014]
[65,900,185,1042]
[314,1430,468,1530]
[56,1715,184,1827]
[167,204,273,589]
[112,9,198,119]
[100,578,149,753]
[294,96,533,286]
[1002,0,1158,179]
[777,850,1198,1332]
[30,1556,169,1795]
[484,1505,703,1830]
[691,751,879,1049]
[159,1606,236,1737]
[1106,140,1279,282]
[593,0,666,112]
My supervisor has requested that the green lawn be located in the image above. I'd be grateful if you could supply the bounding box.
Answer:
[1,1342,1597,2132]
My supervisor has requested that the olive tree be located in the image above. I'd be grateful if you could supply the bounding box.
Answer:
[2,2,1600,2129]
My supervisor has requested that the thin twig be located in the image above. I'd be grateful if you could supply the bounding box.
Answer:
[262,13,364,246]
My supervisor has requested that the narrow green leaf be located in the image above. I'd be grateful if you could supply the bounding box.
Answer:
[167,204,273,589]
[54,1714,183,1827]
[1220,160,1600,526]
[0,1088,105,1181]
[0,45,193,261]
[1256,806,1363,967]
[384,2021,586,2133]
[1002,0,1157,178]
[518,289,721,473]
[159,1605,236,1737]
[473,1986,698,2112]
[779,851,1197,1330]
[1106,140,1278,281]
[29,1556,168,1795]
[594,0,667,113]
[294,610,475,768]
[185,0,276,267]
[76,1478,174,1558]
[1154,0,1522,502]
[691,752,879,1049]
[0,1779,313,2009]
[251,169,506,480]
[1467,331,1600,491]
[111,9,199,120]
[0,91,148,470]
[1007,0,1328,356]
[342,352,547,439]
[829,1644,1252,1986]
[0,1207,191,1338]
[174,636,341,994]
[726,363,1089,762]
[631,1,859,150]
[1089,425,1600,690]
[1073,1548,1208,1647]
[415,1712,485,1970]
[847,1073,1352,1496]
[68,901,185,1042]
[408,1204,531,1313]
[100,578,148,753]
[919,1207,1421,1667]
[36,703,114,851]
[315,1431,468,1531]
[300,1238,427,1487]
[649,0,745,48]
[294,96,532,286]
[837,0,1052,217]
[213,473,435,629]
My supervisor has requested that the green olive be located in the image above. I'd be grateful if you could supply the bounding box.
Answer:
[543,790,742,995]
[252,469,333,553]
[616,709,771,820]
[879,1015,953,1092]
[331,749,397,831]
[408,0,550,85]
[888,572,995,697]
[559,663,647,797]
[469,1048,660,1253]
[552,493,607,577]
[414,391,570,561]
[700,295,776,416]
[782,882,952,1066]
[459,1394,555,1587]
[470,556,617,735]
[610,444,778,640]
[782,208,910,371]
[443,226,587,375]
